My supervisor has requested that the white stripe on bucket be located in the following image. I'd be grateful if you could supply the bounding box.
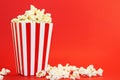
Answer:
[12,23,20,73]
[16,23,23,74]
[30,22,36,75]
[37,23,45,72]
[45,23,53,71]
[22,22,28,76]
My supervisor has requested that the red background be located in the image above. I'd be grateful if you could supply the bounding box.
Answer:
[0,0,120,80]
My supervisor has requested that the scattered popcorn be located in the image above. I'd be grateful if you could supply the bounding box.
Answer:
[11,5,52,23]
[36,64,103,79]
[78,65,104,78]
[0,68,10,80]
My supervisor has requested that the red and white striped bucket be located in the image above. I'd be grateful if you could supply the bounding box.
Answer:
[11,22,53,76]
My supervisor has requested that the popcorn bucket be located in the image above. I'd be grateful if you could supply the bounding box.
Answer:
[11,22,53,76]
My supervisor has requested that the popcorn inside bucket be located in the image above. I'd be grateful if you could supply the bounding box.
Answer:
[11,5,52,23]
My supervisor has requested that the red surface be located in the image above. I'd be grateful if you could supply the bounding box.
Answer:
[0,0,120,79]
[3,74,120,80]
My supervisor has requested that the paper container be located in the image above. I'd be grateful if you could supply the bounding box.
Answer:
[11,22,53,76]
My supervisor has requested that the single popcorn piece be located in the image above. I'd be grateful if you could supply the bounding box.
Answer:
[58,64,63,69]
[11,18,18,22]
[87,70,97,78]
[0,68,7,75]
[97,68,103,76]
[0,68,11,76]
[70,75,76,80]
[88,70,97,77]
[36,70,46,78]
[86,65,97,77]
[0,68,10,80]
[46,64,53,73]
[30,5,37,12]
[0,75,4,80]
[71,71,80,80]
[70,75,80,80]
[87,65,94,70]
[5,69,11,74]
[79,67,88,75]
[11,5,52,23]
[68,65,78,72]
[46,75,51,79]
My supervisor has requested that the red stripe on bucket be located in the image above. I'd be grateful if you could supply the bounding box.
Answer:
[19,23,24,75]
[35,23,40,74]
[14,23,21,74]
[26,23,31,76]
[42,23,49,70]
